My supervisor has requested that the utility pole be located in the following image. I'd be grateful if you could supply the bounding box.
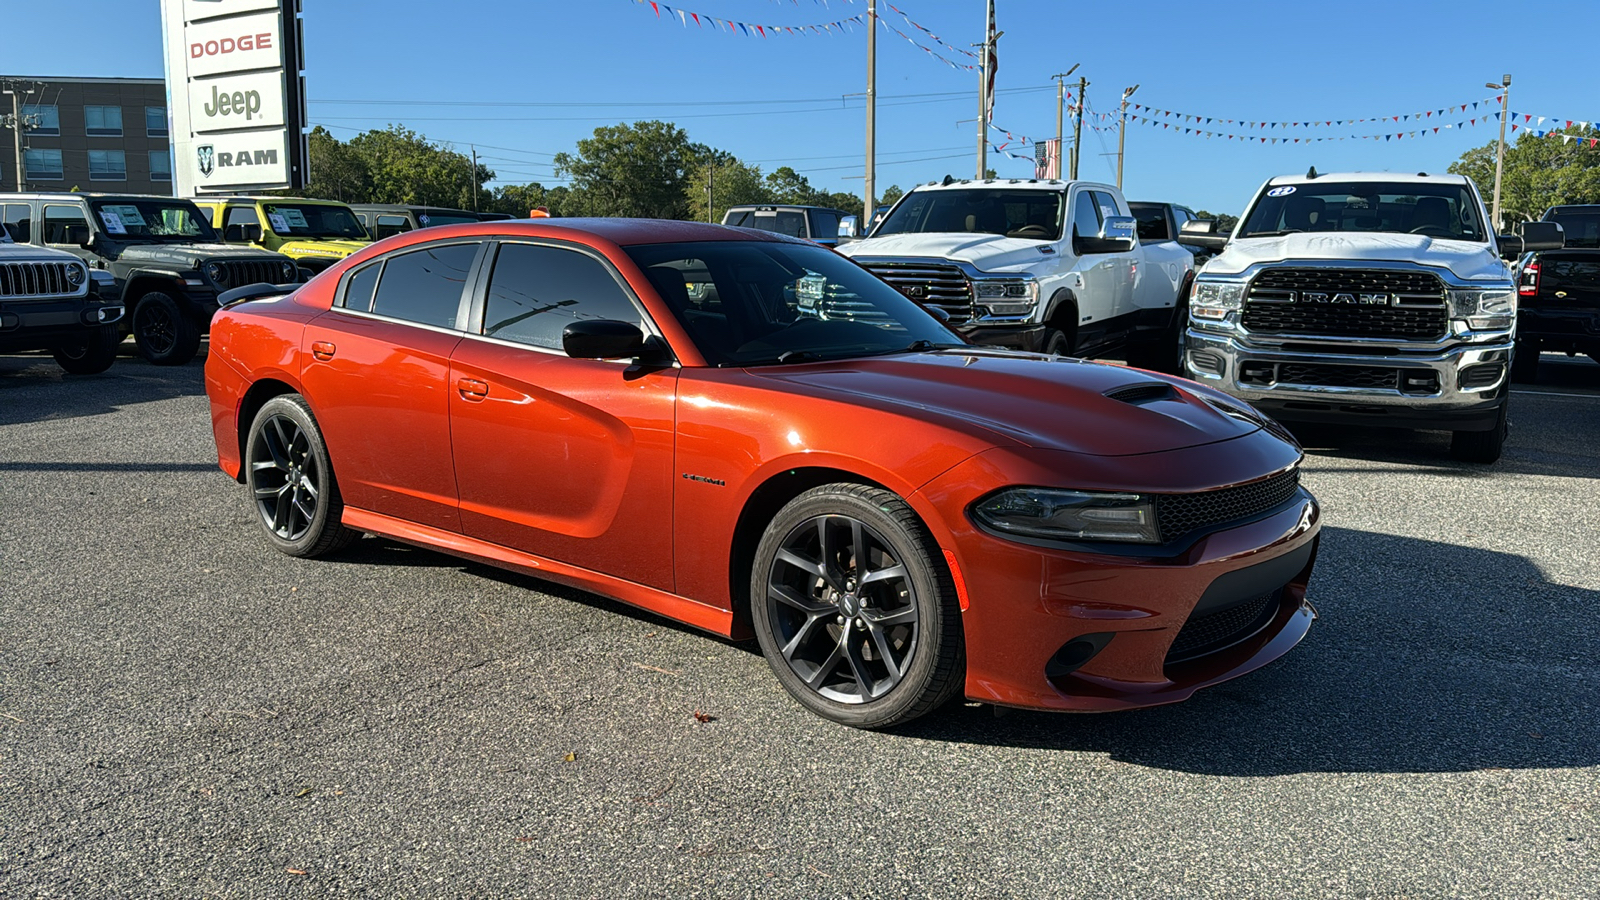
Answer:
[707,162,715,223]
[470,145,480,211]
[864,0,876,224]
[2,80,43,192]
[1117,84,1139,189]
[1488,73,1512,232]
[1052,64,1079,180]
[1070,76,1087,180]
[976,1,997,180]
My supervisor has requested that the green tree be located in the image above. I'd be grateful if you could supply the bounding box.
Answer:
[347,125,492,210]
[1449,126,1600,228]
[1194,210,1239,233]
[878,184,904,207]
[764,166,820,205]
[303,126,371,202]
[490,183,585,218]
[553,121,697,219]
[689,158,769,223]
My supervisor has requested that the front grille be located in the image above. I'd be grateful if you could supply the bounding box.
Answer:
[1279,363,1399,389]
[1166,590,1280,664]
[1155,468,1301,543]
[0,261,79,298]
[218,259,284,287]
[859,261,973,323]
[1243,267,1448,341]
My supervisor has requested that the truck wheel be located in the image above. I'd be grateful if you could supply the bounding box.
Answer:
[1041,328,1071,356]
[51,325,123,375]
[1450,397,1509,464]
[133,291,201,366]
[1510,341,1540,383]
[1126,294,1190,374]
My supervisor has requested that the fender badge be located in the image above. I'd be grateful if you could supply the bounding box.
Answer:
[682,473,726,487]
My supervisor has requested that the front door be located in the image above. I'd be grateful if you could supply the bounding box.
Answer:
[449,240,678,591]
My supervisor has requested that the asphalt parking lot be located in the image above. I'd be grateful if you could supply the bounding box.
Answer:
[2,347,1597,899]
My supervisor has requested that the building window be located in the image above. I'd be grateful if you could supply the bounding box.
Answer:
[24,148,64,181]
[89,149,127,181]
[149,149,172,182]
[145,106,168,137]
[85,105,123,137]
[22,104,60,136]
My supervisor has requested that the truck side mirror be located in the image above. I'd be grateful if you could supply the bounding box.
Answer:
[837,215,861,243]
[1178,218,1230,251]
[1514,220,1564,254]
[1100,215,1137,251]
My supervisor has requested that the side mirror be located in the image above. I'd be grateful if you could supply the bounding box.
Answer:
[241,223,263,243]
[77,230,99,252]
[562,320,649,360]
[837,215,861,243]
[1076,215,1138,255]
[1516,220,1564,254]
[1178,218,1230,251]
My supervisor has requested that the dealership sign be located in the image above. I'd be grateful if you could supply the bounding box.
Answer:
[160,0,306,194]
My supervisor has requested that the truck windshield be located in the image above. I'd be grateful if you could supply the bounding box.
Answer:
[1238,182,1486,242]
[262,203,367,240]
[89,200,217,241]
[1544,208,1600,249]
[873,189,1063,241]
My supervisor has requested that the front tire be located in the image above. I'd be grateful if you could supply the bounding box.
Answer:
[1040,327,1071,357]
[51,325,122,374]
[751,484,964,728]
[132,291,201,366]
[1450,397,1509,464]
[244,394,358,558]
[1510,340,1540,383]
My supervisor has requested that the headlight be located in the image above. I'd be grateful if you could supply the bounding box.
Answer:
[974,278,1038,316]
[280,260,297,281]
[973,487,1161,544]
[1190,279,1246,321]
[205,261,228,284]
[64,262,85,286]
[1447,288,1516,331]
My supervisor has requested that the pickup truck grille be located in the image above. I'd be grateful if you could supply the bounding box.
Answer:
[0,260,80,298]
[858,261,973,324]
[1243,267,1448,341]
[218,259,285,287]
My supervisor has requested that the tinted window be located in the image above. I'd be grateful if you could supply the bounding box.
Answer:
[344,262,382,312]
[482,243,644,350]
[723,210,752,227]
[808,210,840,241]
[1130,204,1169,241]
[1545,209,1600,249]
[225,207,260,227]
[2,204,29,243]
[44,205,89,245]
[1071,190,1101,237]
[374,215,410,239]
[877,190,1063,240]
[370,243,479,328]
[745,211,807,239]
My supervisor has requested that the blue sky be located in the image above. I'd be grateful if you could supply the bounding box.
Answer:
[9,0,1600,215]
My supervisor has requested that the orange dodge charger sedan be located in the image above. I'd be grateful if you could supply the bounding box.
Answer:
[205,218,1320,728]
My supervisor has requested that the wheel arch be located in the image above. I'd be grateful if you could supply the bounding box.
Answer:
[234,377,302,483]
[1043,289,1079,342]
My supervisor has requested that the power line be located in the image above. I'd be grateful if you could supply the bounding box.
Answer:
[308,86,1051,110]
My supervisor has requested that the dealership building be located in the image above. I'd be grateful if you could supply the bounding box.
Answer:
[0,76,173,196]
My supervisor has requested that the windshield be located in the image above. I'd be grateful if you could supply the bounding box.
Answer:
[623,240,964,367]
[874,189,1063,241]
[1238,182,1486,242]
[262,203,367,240]
[1544,208,1600,249]
[90,200,217,241]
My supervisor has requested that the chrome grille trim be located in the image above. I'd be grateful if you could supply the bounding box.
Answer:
[0,261,82,299]
[858,260,974,323]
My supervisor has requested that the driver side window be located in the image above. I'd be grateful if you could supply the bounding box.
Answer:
[1071,190,1101,239]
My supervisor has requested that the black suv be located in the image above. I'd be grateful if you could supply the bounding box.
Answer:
[0,193,298,365]
[0,228,125,374]
[1514,204,1600,380]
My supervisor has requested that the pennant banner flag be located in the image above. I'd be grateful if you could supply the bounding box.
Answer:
[1126,96,1501,133]
[629,0,867,36]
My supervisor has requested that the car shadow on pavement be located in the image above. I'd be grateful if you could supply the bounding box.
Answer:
[895,525,1600,776]
[0,348,208,428]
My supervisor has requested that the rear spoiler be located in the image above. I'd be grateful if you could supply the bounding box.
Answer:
[218,282,298,308]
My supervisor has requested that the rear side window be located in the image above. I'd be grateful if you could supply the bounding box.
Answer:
[374,215,411,239]
[343,261,382,312]
[44,205,89,245]
[482,243,644,350]
[1131,205,1169,241]
[808,210,840,241]
[747,210,807,239]
[724,210,752,227]
[2,204,29,243]
[369,243,479,328]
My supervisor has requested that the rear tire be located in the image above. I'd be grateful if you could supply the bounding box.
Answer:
[1040,328,1071,357]
[51,325,122,374]
[133,291,201,366]
[1450,397,1509,464]
[1510,340,1540,383]
[244,394,358,558]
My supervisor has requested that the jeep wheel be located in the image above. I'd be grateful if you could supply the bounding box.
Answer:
[751,484,964,729]
[244,394,358,558]
[133,291,201,366]
[1510,340,1540,383]
[1450,397,1509,464]
[51,325,122,375]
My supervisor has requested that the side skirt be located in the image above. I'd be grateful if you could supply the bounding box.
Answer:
[340,507,735,637]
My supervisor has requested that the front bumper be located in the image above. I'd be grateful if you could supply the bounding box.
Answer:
[0,297,126,352]
[1183,327,1511,431]
[959,323,1048,352]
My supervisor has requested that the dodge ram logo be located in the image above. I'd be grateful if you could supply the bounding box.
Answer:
[1294,291,1392,306]
[197,145,215,178]
[902,284,927,299]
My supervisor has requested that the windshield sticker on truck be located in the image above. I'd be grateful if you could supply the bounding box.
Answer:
[1266,186,1297,197]
[105,205,145,226]
[418,214,430,226]
[277,208,309,229]
[267,213,291,233]
[99,211,128,235]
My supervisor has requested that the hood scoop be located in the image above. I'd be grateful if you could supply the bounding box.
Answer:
[1104,382,1179,406]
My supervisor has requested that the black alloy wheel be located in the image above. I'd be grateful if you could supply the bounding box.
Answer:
[133,291,201,366]
[752,484,963,728]
[1041,327,1071,357]
[51,325,122,375]
[244,395,357,558]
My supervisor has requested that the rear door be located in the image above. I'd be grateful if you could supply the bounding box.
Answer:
[447,239,678,590]
[300,239,484,532]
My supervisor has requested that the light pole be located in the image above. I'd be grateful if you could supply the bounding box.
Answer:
[1052,63,1079,180]
[864,0,876,224]
[1488,74,1512,232]
[1116,84,1139,189]
[1070,76,1087,180]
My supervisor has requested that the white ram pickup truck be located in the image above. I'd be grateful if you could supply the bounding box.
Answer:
[1177,171,1563,463]
[836,178,1195,370]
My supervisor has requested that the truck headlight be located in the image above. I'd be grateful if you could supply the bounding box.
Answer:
[1190,279,1246,321]
[205,261,228,285]
[973,487,1161,544]
[1447,288,1516,331]
[975,278,1038,316]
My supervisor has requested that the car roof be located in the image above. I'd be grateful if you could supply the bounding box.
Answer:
[0,192,201,202]
[425,217,811,247]
[1264,172,1472,187]
[725,204,850,213]
[197,196,354,206]
[907,178,1097,193]
[350,203,480,214]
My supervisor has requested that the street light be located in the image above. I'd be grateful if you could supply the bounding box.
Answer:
[1116,84,1139,189]
[1488,74,1511,232]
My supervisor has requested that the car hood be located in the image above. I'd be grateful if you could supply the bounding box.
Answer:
[114,243,288,266]
[1204,233,1510,282]
[839,232,1051,273]
[0,244,82,264]
[277,239,368,258]
[749,350,1263,457]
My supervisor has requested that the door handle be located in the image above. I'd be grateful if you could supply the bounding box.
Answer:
[311,341,336,361]
[456,377,489,400]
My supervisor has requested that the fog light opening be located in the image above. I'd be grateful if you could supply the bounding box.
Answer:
[1044,632,1115,681]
